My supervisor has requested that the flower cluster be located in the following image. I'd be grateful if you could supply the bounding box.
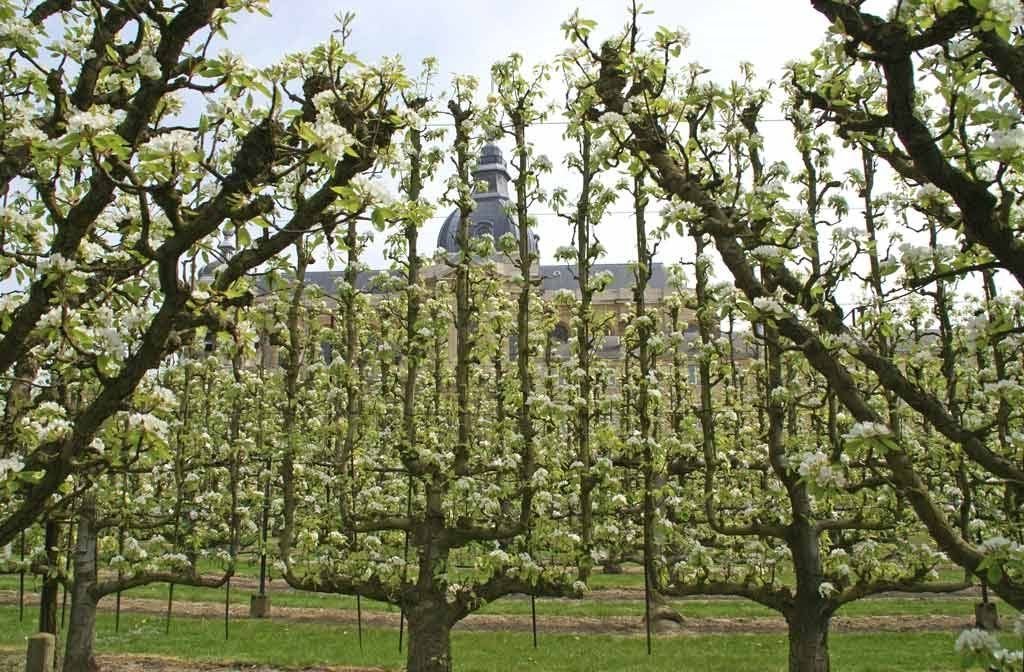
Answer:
[308,117,356,161]
[127,51,162,80]
[844,421,891,441]
[986,127,1024,157]
[0,456,24,481]
[141,130,198,158]
[66,107,119,135]
[794,450,847,490]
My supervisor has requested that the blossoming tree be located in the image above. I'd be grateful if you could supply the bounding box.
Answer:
[0,0,403,549]
[266,68,585,672]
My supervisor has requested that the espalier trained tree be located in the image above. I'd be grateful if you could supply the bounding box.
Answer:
[5,3,1023,672]
[556,32,968,669]
[1,342,263,671]
[266,65,585,672]
[0,0,404,547]
[59,346,260,671]
[567,0,1024,626]
[798,0,1024,601]
[547,86,622,583]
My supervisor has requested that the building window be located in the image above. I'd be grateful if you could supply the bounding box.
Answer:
[687,363,698,385]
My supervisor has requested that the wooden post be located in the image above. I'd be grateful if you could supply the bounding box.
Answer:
[24,633,55,672]
[18,530,25,622]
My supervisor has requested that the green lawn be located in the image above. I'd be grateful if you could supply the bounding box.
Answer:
[0,606,975,671]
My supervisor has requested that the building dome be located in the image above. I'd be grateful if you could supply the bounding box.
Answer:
[436,143,539,257]
[197,238,235,283]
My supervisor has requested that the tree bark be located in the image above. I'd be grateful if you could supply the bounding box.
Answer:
[405,600,453,672]
[645,587,684,631]
[64,498,99,672]
[785,610,831,672]
[38,518,59,636]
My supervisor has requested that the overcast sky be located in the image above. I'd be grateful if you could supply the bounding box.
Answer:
[228,1,832,82]
[222,1,839,268]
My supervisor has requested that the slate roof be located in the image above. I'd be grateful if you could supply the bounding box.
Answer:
[294,262,669,296]
[539,262,669,292]
[303,270,392,294]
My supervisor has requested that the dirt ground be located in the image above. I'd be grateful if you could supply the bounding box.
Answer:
[0,589,974,636]
[0,650,384,672]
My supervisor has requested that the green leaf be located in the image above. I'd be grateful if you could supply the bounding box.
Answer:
[17,470,43,484]
[371,207,387,231]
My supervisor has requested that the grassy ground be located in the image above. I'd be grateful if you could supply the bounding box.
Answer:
[2,562,1014,671]
[0,606,974,671]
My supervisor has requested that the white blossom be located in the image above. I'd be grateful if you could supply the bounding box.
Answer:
[599,111,625,126]
[348,174,393,205]
[8,123,47,145]
[796,451,847,490]
[954,628,1000,655]
[979,536,1018,552]
[67,108,119,135]
[400,107,424,129]
[37,253,76,275]
[989,0,1024,27]
[0,15,35,43]
[749,245,785,261]
[660,199,703,224]
[752,296,787,319]
[310,117,356,160]
[986,127,1024,156]
[141,130,197,157]
[127,51,162,79]
[0,293,25,314]
[844,421,891,441]
[0,456,24,480]
[128,412,169,439]
[94,326,127,361]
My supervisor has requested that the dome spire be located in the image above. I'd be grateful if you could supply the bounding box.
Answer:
[472,142,510,197]
[435,143,539,257]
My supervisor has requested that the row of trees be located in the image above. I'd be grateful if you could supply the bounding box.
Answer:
[1,2,1023,671]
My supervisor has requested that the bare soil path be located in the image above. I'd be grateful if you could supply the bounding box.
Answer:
[0,649,384,672]
[0,590,974,636]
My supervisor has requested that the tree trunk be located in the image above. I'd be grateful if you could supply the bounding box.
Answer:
[645,588,684,632]
[38,518,59,635]
[786,611,830,672]
[600,561,623,574]
[63,498,99,672]
[405,601,452,672]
